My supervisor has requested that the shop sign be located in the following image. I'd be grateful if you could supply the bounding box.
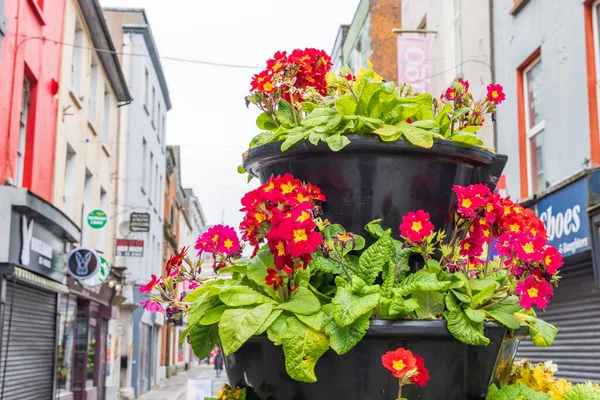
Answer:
[130,212,150,232]
[79,256,110,287]
[532,178,590,256]
[116,239,144,257]
[66,248,101,280]
[397,36,430,93]
[87,209,108,229]
[9,212,65,282]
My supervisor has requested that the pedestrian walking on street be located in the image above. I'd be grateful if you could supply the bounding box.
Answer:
[214,348,224,378]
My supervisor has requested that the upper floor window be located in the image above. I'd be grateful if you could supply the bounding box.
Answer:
[524,57,545,194]
[144,68,149,111]
[102,87,110,146]
[71,23,83,97]
[142,138,147,193]
[453,0,463,77]
[157,103,161,141]
[89,57,99,126]
[151,86,156,128]
[16,76,31,187]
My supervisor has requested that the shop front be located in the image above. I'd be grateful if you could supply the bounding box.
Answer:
[56,277,118,400]
[517,170,600,383]
[0,187,80,399]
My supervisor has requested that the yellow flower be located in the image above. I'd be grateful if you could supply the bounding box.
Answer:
[216,390,224,399]
[355,61,383,83]
[549,379,572,399]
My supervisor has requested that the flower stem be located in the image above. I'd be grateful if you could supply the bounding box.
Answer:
[397,382,403,400]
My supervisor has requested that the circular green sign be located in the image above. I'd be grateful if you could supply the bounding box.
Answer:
[80,256,110,287]
[87,209,107,229]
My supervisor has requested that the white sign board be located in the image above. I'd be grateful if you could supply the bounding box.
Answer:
[187,379,213,400]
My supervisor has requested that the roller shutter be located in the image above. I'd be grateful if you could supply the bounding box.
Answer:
[0,281,57,399]
[517,261,600,383]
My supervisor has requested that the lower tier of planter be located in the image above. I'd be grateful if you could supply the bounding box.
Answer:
[223,320,524,400]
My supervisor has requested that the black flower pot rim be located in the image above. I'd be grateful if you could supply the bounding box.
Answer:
[358,319,528,340]
[243,135,502,178]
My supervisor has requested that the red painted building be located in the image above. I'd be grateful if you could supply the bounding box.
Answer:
[0,0,66,200]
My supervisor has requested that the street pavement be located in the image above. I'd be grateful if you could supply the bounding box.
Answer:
[140,364,228,400]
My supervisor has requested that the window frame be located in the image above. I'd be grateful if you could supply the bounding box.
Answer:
[523,56,545,195]
[144,67,149,113]
[71,22,83,98]
[16,76,31,187]
[102,86,110,146]
[89,57,99,128]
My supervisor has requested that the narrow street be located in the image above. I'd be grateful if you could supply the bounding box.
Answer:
[140,365,228,400]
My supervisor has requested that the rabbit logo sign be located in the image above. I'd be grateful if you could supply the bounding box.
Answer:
[66,248,100,280]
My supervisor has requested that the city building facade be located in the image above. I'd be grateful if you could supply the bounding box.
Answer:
[493,0,600,383]
[52,1,132,399]
[332,0,402,82]
[104,8,171,398]
[401,0,494,148]
[0,0,77,399]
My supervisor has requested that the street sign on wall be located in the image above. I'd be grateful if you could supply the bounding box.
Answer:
[116,239,144,257]
[87,209,108,229]
[397,37,430,93]
[130,212,150,232]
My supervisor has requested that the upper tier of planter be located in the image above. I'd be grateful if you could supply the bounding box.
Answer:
[243,135,508,238]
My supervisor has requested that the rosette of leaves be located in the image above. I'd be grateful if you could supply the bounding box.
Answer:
[248,67,486,153]
[182,221,556,383]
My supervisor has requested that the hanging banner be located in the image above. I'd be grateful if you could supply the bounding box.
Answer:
[397,37,430,93]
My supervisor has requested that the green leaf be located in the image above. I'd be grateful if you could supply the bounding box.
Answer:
[452,132,484,146]
[450,107,470,121]
[297,310,326,331]
[179,324,193,344]
[189,323,218,359]
[325,134,351,151]
[396,269,449,296]
[472,282,499,307]
[199,305,230,325]
[310,253,345,275]
[188,295,221,325]
[323,304,370,355]
[255,309,283,335]
[413,291,445,319]
[256,112,278,131]
[314,113,342,133]
[516,313,557,347]
[282,317,330,383]
[247,250,278,299]
[451,290,472,304]
[365,219,386,239]
[266,311,291,345]
[447,309,490,346]
[381,260,398,300]
[357,230,392,284]
[389,295,419,318]
[373,124,401,137]
[485,310,521,330]
[237,165,246,174]
[411,119,436,129]
[445,292,460,311]
[457,125,483,133]
[219,304,273,354]
[485,383,552,400]
[563,383,600,400]
[301,108,338,128]
[300,102,319,113]
[277,287,321,315]
[465,308,485,323]
[308,130,327,145]
[332,276,380,327]
[335,98,357,115]
[281,131,306,151]
[400,122,434,148]
[218,263,248,275]
[358,115,384,130]
[184,280,224,302]
[219,286,273,307]
[277,99,296,128]
[353,235,366,251]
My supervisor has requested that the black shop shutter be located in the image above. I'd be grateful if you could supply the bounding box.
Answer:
[517,261,600,383]
[0,281,57,399]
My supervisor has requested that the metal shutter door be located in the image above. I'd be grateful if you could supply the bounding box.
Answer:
[517,261,600,383]
[0,282,57,399]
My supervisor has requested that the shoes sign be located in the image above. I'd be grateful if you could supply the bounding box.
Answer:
[129,212,150,232]
[66,247,101,280]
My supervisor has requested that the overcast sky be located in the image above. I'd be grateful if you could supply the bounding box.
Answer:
[99,0,360,232]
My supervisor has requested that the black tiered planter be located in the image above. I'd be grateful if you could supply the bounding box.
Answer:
[238,136,513,399]
[243,135,508,240]
[224,320,525,400]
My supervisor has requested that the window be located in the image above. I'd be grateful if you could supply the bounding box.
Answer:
[72,23,83,96]
[63,144,77,218]
[82,169,93,246]
[89,57,99,125]
[524,57,544,194]
[16,76,30,187]
[144,67,149,110]
[98,187,107,252]
[157,103,161,141]
[158,174,163,218]
[453,0,463,77]
[102,87,110,145]
[154,164,159,206]
[149,152,154,203]
[161,115,166,145]
[142,138,147,192]
[151,86,156,128]
[170,203,176,228]
[57,295,76,392]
